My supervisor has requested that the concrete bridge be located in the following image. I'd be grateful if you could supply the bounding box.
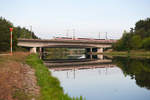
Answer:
[44,59,112,67]
[49,64,115,71]
[17,38,116,53]
[45,58,114,71]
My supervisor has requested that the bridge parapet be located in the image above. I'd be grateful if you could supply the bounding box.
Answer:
[18,38,117,44]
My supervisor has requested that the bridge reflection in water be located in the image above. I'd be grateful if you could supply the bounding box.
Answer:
[44,54,150,100]
[43,54,115,80]
[49,64,115,80]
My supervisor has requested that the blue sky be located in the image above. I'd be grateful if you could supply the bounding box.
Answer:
[0,0,150,39]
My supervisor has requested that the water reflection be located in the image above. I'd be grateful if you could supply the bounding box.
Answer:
[41,48,106,60]
[44,50,150,100]
[113,57,150,90]
[42,53,104,60]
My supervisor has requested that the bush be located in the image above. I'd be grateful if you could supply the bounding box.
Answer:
[142,37,150,50]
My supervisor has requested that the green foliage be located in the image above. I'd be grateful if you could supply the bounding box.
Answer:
[130,35,142,49]
[26,54,85,100]
[44,48,69,59]
[113,32,132,51]
[113,18,150,51]
[113,57,150,89]
[135,18,150,38]
[113,39,124,51]
[0,17,38,52]
[0,17,17,51]
[142,37,150,50]
[14,26,38,39]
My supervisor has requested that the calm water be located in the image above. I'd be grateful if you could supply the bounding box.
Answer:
[45,54,150,100]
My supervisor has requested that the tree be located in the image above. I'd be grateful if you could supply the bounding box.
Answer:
[0,17,38,52]
[0,17,17,51]
[113,31,132,51]
[113,17,150,51]
[113,39,124,51]
[142,37,150,50]
[135,18,150,38]
[130,35,142,49]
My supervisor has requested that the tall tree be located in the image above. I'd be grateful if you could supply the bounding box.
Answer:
[0,17,17,51]
[0,17,38,52]
[130,35,142,50]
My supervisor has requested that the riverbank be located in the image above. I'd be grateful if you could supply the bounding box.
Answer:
[0,52,85,100]
[104,50,150,58]
[26,54,85,100]
[0,52,40,100]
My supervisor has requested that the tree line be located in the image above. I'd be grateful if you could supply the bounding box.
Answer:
[113,18,150,51]
[0,17,38,52]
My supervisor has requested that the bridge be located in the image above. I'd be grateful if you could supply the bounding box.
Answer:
[45,58,114,71]
[44,59,112,67]
[49,64,115,71]
[17,38,116,53]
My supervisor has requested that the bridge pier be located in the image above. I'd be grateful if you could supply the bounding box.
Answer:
[39,47,42,59]
[39,47,45,59]
[97,55,103,59]
[97,48,103,53]
[30,47,37,53]
[90,48,92,53]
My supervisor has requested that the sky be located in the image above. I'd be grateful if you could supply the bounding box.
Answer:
[0,0,150,39]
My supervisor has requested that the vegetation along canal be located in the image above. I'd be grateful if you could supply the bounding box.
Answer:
[42,48,150,100]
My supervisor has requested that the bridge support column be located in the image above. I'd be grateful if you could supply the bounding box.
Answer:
[97,55,103,60]
[39,47,42,59]
[30,47,37,53]
[90,54,93,60]
[97,48,103,53]
[90,48,92,53]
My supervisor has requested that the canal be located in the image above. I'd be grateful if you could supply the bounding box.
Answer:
[42,49,150,100]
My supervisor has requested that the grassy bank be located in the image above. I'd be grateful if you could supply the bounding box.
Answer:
[0,52,38,100]
[104,50,150,58]
[26,54,85,100]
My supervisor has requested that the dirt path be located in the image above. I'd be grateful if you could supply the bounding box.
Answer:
[0,52,40,100]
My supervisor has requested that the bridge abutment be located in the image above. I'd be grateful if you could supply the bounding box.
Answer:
[30,47,37,53]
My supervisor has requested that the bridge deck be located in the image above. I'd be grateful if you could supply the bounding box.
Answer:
[18,39,116,44]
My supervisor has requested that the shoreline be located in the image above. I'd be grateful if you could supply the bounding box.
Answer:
[0,52,40,100]
[103,50,150,58]
[26,54,85,100]
[0,52,85,100]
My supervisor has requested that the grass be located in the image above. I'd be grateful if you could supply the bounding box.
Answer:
[26,54,85,100]
[104,50,150,58]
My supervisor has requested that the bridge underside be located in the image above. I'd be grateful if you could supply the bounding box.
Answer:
[42,45,94,48]
[18,39,114,53]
